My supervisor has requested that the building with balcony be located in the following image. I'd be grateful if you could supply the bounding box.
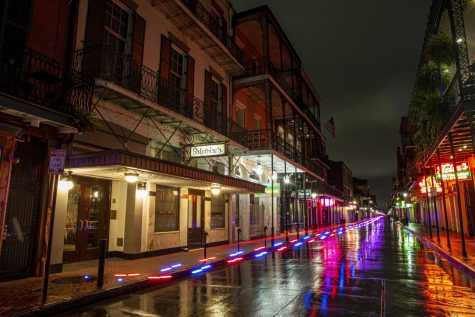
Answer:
[0,0,94,280]
[229,6,331,240]
[403,0,475,253]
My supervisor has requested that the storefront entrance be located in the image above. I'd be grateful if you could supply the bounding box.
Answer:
[63,176,110,263]
[187,189,205,249]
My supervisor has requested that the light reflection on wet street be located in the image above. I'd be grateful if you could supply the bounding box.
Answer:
[59,219,475,316]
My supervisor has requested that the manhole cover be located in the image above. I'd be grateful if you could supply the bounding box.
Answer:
[51,275,96,284]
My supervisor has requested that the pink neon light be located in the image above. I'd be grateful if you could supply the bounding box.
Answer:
[148,275,172,280]
[227,257,243,263]
[199,257,216,262]
[277,246,288,251]
[254,247,265,251]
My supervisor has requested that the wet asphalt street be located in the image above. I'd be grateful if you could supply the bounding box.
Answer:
[58,218,475,316]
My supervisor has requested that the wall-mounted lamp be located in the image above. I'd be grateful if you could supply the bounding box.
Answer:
[124,172,139,183]
[136,182,148,198]
[283,175,290,184]
[211,183,221,195]
[311,192,317,199]
[59,171,74,191]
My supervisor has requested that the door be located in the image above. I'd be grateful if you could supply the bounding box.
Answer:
[63,176,110,263]
[0,137,44,280]
[187,189,205,249]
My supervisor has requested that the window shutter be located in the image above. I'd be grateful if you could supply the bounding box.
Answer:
[186,55,195,107]
[130,13,146,94]
[85,0,107,47]
[204,70,212,110]
[159,35,171,84]
[131,14,145,64]
[220,83,227,118]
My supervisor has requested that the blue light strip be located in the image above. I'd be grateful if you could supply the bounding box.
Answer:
[229,251,244,257]
[303,236,311,240]
[255,251,268,258]
[273,242,283,247]
[294,242,303,247]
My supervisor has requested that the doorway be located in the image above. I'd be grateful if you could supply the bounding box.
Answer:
[187,189,205,249]
[63,176,110,263]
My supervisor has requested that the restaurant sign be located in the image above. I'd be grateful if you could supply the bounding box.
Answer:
[190,142,227,158]
[435,161,471,181]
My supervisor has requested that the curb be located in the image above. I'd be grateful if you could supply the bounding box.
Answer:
[397,222,475,280]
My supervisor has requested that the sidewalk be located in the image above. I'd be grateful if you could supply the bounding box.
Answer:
[399,222,475,279]
[0,225,344,317]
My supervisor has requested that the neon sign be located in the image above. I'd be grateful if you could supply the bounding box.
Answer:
[436,161,471,181]
[418,176,442,194]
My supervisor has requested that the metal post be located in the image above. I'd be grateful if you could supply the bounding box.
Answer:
[295,166,299,238]
[97,239,107,288]
[437,148,451,249]
[264,226,267,248]
[449,132,467,257]
[284,162,289,243]
[237,228,241,251]
[203,231,208,258]
[429,164,441,243]
[423,168,433,239]
[303,174,308,235]
[42,174,59,305]
[271,154,275,245]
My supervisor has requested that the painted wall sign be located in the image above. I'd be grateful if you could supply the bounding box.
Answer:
[190,143,227,158]
[435,161,471,181]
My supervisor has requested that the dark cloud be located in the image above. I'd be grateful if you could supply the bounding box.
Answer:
[232,0,431,204]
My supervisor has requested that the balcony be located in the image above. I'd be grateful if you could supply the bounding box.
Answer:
[0,40,94,128]
[75,45,245,144]
[150,0,244,75]
[231,129,325,178]
[238,58,321,130]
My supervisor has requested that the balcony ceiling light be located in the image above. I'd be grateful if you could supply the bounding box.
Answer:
[125,172,139,183]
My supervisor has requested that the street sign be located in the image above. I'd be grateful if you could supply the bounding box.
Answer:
[48,149,66,175]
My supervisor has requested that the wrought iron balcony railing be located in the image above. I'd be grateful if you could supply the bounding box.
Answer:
[74,45,245,141]
[230,129,325,177]
[179,0,243,62]
[0,40,94,120]
[239,58,320,129]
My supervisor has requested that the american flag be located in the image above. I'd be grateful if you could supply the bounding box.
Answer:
[324,117,336,138]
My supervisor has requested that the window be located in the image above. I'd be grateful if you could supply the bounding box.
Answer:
[169,47,184,105]
[254,115,261,130]
[1,0,32,45]
[211,195,225,229]
[155,186,180,232]
[211,80,220,113]
[236,107,245,128]
[103,1,131,81]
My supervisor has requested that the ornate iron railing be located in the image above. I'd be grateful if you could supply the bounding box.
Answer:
[179,0,243,62]
[74,45,244,140]
[231,129,325,177]
[240,58,321,128]
[0,40,93,119]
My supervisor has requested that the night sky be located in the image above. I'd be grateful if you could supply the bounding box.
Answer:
[232,0,432,205]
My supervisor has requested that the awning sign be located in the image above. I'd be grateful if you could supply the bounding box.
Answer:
[190,143,227,158]
[48,149,66,175]
[436,161,472,181]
